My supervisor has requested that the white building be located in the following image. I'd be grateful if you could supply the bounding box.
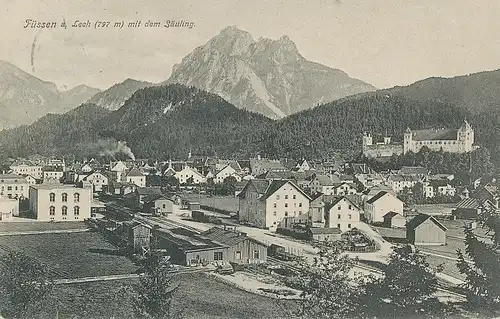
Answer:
[83,172,109,192]
[324,196,361,232]
[125,168,146,187]
[10,161,43,179]
[364,191,404,223]
[29,183,92,221]
[0,195,19,221]
[238,179,311,231]
[214,164,242,183]
[0,174,30,199]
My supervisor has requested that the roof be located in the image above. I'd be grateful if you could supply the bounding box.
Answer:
[388,174,419,182]
[30,183,80,190]
[313,174,335,186]
[351,163,375,175]
[383,211,404,219]
[248,179,271,195]
[126,168,144,177]
[400,166,428,175]
[324,196,360,211]
[366,191,399,204]
[155,227,226,252]
[261,180,311,201]
[454,197,488,209]
[406,214,447,232]
[309,227,341,235]
[136,187,162,196]
[411,128,458,141]
[203,227,265,247]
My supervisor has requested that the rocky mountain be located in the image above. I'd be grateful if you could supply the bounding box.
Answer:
[60,85,101,113]
[383,69,500,114]
[164,26,376,119]
[87,78,155,111]
[0,61,100,129]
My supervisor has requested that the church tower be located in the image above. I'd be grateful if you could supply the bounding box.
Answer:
[362,132,373,151]
[458,119,474,152]
[403,127,413,154]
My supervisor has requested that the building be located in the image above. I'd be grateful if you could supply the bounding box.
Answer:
[364,191,404,224]
[125,168,146,187]
[324,196,362,231]
[238,179,311,231]
[10,160,43,179]
[386,174,420,193]
[452,198,495,219]
[155,227,229,266]
[123,221,152,254]
[203,227,267,264]
[0,174,30,199]
[133,187,163,208]
[214,164,242,184]
[309,174,342,195]
[362,133,403,158]
[29,182,92,221]
[164,161,206,185]
[403,119,474,154]
[0,195,19,221]
[383,211,406,228]
[83,172,109,193]
[406,214,447,245]
[42,167,64,181]
[143,196,177,215]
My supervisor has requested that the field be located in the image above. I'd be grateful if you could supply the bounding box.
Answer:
[182,194,239,213]
[0,231,138,279]
[0,220,89,233]
[33,272,298,319]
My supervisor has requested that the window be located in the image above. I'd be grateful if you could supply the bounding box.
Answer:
[14,186,17,191]
[337,224,341,228]
[62,193,68,202]
[162,204,166,209]
[299,203,302,208]
[74,206,80,216]
[348,214,352,220]
[293,195,296,199]
[74,193,80,202]
[285,212,288,217]
[348,205,352,210]
[276,195,280,200]
[49,206,55,216]
[337,214,341,219]
[285,195,288,199]
[273,211,277,216]
[338,206,341,210]
[49,193,55,202]
[348,224,352,229]
[284,203,288,208]
[7,186,12,191]
[214,252,223,261]
[62,206,68,216]
[273,203,277,208]
[235,251,242,260]
[252,250,260,259]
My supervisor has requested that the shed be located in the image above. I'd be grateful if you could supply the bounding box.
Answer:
[383,211,407,228]
[124,221,152,254]
[406,214,447,246]
[188,201,201,211]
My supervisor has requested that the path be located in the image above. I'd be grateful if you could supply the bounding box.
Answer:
[0,228,90,236]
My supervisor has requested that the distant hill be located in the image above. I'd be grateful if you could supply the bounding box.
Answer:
[383,69,500,113]
[87,78,155,111]
[0,61,100,129]
[164,26,376,119]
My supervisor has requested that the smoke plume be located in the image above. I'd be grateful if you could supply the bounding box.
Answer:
[98,140,136,161]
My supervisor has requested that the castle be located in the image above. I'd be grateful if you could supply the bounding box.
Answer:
[403,119,474,154]
[362,119,475,158]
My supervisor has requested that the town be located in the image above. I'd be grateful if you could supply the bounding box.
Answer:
[0,120,496,317]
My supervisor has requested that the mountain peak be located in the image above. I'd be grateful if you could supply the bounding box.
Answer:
[207,26,255,56]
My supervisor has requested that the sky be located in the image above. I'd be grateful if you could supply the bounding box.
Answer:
[2,0,500,91]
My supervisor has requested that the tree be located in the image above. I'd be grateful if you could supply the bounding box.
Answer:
[457,209,500,316]
[361,245,446,319]
[0,251,54,319]
[298,243,361,319]
[133,251,181,319]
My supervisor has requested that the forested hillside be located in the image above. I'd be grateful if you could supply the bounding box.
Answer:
[0,84,499,166]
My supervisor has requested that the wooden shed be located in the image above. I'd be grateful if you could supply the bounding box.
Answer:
[307,227,342,242]
[125,221,152,254]
[203,226,268,264]
[383,211,407,228]
[406,214,447,246]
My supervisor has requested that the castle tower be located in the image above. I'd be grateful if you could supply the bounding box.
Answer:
[458,118,474,152]
[362,132,373,150]
[403,127,413,154]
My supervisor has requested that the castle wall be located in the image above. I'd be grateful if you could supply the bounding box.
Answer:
[363,144,403,158]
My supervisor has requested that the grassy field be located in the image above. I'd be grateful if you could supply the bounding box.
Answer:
[0,220,89,232]
[35,272,298,319]
[0,231,138,279]
[182,194,239,213]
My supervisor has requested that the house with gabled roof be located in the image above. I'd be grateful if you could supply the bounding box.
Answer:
[364,191,404,223]
[125,168,146,187]
[238,179,311,231]
[214,164,242,184]
[82,172,109,193]
[309,174,341,195]
[324,196,362,231]
[383,211,406,228]
[406,214,447,245]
